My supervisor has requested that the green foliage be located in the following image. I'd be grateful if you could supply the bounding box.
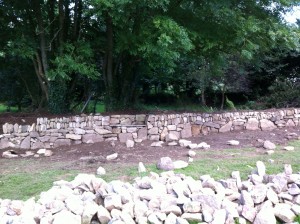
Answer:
[48,79,68,114]
[138,16,193,71]
[226,96,236,110]
[263,78,300,108]
[48,42,100,81]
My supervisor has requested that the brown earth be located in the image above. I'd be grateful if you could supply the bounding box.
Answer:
[0,121,299,175]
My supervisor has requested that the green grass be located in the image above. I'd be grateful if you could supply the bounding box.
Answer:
[0,103,18,113]
[102,140,300,182]
[1,140,300,200]
[0,170,77,200]
[139,103,215,113]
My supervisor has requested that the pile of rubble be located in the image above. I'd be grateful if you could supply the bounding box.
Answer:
[1,161,300,224]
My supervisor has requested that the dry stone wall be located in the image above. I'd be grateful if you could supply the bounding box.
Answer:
[1,108,299,150]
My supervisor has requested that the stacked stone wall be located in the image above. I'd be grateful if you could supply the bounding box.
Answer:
[1,108,299,149]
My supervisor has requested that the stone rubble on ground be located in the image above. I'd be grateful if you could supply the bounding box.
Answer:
[283,146,295,151]
[96,166,106,176]
[2,162,300,224]
[2,148,53,158]
[263,140,276,150]
[106,153,118,161]
[138,162,146,173]
[227,140,240,146]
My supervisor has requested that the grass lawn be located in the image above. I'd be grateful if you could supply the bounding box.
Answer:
[0,103,18,113]
[1,140,299,201]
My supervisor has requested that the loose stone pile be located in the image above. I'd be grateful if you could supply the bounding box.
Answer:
[1,162,300,224]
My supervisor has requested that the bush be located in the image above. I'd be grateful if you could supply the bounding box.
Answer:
[263,79,300,108]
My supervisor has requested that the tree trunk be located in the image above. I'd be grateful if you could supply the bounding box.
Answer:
[220,86,225,110]
[201,89,206,106]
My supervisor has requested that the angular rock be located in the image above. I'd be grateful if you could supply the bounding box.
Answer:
[165,133,179,142]
[256,161,266,177]
[283,146,295,151]
[66,134,81,140]
[188,150,196,157]
[245,118,259,131]
[82,134,104,144]
[2,150,18,158]
[253,201,276,224]
[138,162,146,173]
[104,194,122,211]
[126,139,134,148]
[119,133,133,143]
[53,210,81,224]
[183,201,201,213]
[44,149,53,157]
[173,160,189,169]
[106,153,118,161]
[241,205,257,223]
[227,140,239,146]
[198,142,210,149]
[179,139,192,147]
[260,119,276,131]
[181,124,192,139]
[97,166,106,175]
[274,203,295,223]
[95,128,112,135]
[219,121,232,133]
[263,140,276,150]
[97,205,112,223]
[20,136,31,149]
[151,141,164,147]
[157,157,174,171]
[137,128,147,141]
[54,139,71,147]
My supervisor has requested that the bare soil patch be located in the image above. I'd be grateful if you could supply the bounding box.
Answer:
[0,124,299,175]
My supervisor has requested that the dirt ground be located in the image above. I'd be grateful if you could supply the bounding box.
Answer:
[0,122,299,175]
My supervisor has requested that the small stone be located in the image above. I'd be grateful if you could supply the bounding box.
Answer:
[263,140,276,150]
[173,160,188,169]
[157,157,174,171]
[97,166,106,175]
[104,194,122,211]
[179,139,192,147]
[227,140,239,146]
[151,141,164,147]
[97,205,112,223]
[198,142,210,149]
[268,159,274,163]
[188,157,193,163]
[37,148,46,154]
[283,146,295,151]
[44,150,53,157]
[53,210,81,224]
[188,143,198,149]
[2,150,18,158]
[168,141,178,146]
[256,161,266,177]
[126,139,134,148]
[106,153,118,161]
[165,133,179,142]
[284,164,293,175]
[265,150,275,155]
[138,162,146,173]
[188,150,196,157]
